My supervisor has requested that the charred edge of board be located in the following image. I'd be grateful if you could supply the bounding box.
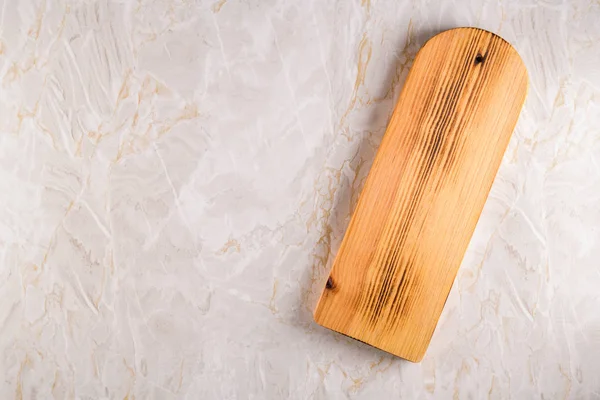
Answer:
[337,331,372,347]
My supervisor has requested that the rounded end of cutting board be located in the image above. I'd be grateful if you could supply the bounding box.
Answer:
[418,27,529,97]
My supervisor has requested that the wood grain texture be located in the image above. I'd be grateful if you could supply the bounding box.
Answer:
[313,28,528,362]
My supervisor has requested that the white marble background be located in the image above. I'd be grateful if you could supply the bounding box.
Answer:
[0,0,599,398]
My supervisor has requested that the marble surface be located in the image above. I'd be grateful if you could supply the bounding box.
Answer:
[1,0,599,398]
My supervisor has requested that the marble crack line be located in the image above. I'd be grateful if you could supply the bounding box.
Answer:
[268,17,309,151]
[309,2,336,133]
[0,0,6,33]
[152,143,199,250]
[68,261,99,315]
[63,37,102,123]
[503,267,534,323]
[513,205,547,247]
[80,198,111,239]
[40,174,90,271]
[211,13,232,81]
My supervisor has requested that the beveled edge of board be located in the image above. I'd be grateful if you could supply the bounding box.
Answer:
[312,27,529,363]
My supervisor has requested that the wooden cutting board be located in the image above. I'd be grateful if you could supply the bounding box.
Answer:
[313,28,528,362]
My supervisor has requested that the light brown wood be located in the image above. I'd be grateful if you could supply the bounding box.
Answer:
[313,28,528,362]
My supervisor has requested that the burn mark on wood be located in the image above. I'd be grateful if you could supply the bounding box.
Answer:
[474,53,485,65]
[326,276,336,290]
